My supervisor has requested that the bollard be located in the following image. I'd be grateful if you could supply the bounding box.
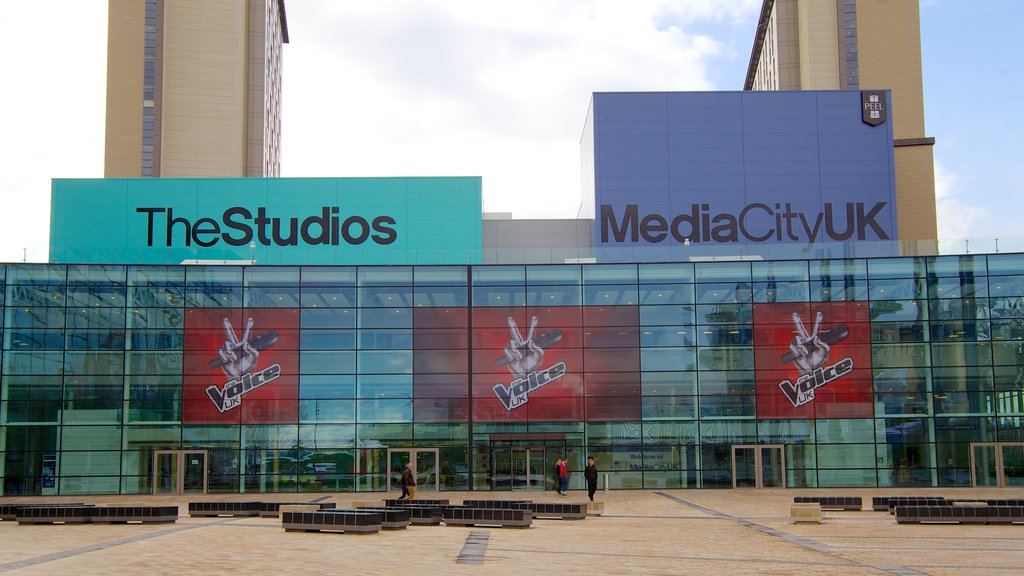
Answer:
[604,473,609,492]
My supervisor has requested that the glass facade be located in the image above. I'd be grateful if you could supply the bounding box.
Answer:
[2,254,1023,495]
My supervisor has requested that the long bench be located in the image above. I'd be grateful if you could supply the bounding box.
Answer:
[793,496,862,511]
[384,499,450,507]
[350,508,413,529]
[880,497,947,513]
[361,504,443,525]
[895,505,1024,525]
[528,503,587,520]
[872,496,944,511]
[458,500,584,520]
[258,501,336,518]
[282,510,382,534]
[16,505,178,525]
[0,503,88,521]
[442,506,532,528]
[188,502,262,517]
[461,499,532,509]
[886,498,1024,514]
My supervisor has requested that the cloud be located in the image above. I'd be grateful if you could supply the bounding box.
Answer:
[934,161,985,240]
[281,1,761,218]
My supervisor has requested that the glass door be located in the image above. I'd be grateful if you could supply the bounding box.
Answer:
[416,450,438,493]
[731,445,786,489]
[508,448,546,490]
[527,448,546,490]
[389,450,411,493]
[1002,444,1024,487]
[971,443,999,487]
[154,451,178,495]
[971,442,1024,487]
[153,450,208,495]
[510,448,528,489]
[760,446,785,488]
[182,451,207,494]
[732,446,757,488]
[385,448,440,493]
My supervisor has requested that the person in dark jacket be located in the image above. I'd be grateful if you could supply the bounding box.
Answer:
[402,462,417,500]
[584,457,599,501]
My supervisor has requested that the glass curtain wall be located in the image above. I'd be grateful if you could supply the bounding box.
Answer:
[1,254,1023,494]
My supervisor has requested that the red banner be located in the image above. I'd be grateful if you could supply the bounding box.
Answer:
[468,306,639,422]
[753,302,873,419]
[183,308,299,424]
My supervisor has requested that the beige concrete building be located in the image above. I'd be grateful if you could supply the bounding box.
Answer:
[745,0,937,244]
[104,0,288,178]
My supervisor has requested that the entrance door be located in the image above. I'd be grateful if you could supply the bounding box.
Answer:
[386,448,440,493]
[971,442,1024,487]
[510,448,545,490]
[153,450,208,495]
[731,445,785,489]
[490,446,549,490]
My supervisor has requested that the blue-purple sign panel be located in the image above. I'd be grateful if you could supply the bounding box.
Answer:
[587,91,897,250]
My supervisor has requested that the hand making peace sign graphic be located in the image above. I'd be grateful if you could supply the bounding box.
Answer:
[781,311,850,375]
[213,317,260,380]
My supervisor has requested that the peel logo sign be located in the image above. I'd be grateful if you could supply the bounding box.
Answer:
[776,312,852,408]
[862,90,887,126]
[205,317,282,413]
[492,317,566,410]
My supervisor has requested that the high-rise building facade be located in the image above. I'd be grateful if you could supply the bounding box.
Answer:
[744,0,937,244]
[104,0,288,178]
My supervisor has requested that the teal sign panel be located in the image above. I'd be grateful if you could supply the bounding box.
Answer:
[50,177,483,265]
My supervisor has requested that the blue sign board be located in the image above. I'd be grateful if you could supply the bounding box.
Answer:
[584,91,897,252]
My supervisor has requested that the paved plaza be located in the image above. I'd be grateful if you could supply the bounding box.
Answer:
[2,488,1024,575]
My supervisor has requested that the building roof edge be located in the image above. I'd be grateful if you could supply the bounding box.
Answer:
[743,0,775,91]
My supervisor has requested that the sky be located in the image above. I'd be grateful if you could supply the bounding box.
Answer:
[0,0,1020,263]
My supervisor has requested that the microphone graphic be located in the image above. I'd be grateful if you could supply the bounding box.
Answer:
[495,329,564,367]
[779,324,850,363]
[208,331,280,369]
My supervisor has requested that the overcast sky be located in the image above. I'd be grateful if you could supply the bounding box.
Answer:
[0,0,1020,263]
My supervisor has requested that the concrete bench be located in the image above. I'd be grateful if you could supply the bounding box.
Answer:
[384,499,450,507]
[793,496,862,511]
[442,506,532,528]
[874,496,944,511]
[0,503,88,521]
[790,503,822,524]
[283,510,383,534]
[88,506,179,524]
[16,505,177,525]
[461,499,532,509]
[895,505,1024,525]
[884,497,949,514]
[350,508,413,530]
[188,501,262,517]
[586,501,605,516]
[15,505,95,524]
[360,504,442,525]
[259,501,336,518]
[528,503,587,520]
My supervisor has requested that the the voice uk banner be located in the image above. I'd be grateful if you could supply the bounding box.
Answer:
[183,308,300,424]
[753,302,874,420]
[470,306,640,422]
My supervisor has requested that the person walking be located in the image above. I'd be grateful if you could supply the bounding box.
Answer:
[557,457,569,496]
[396,464,409,500]
[584,457,598,501]
[402,462,417,500]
